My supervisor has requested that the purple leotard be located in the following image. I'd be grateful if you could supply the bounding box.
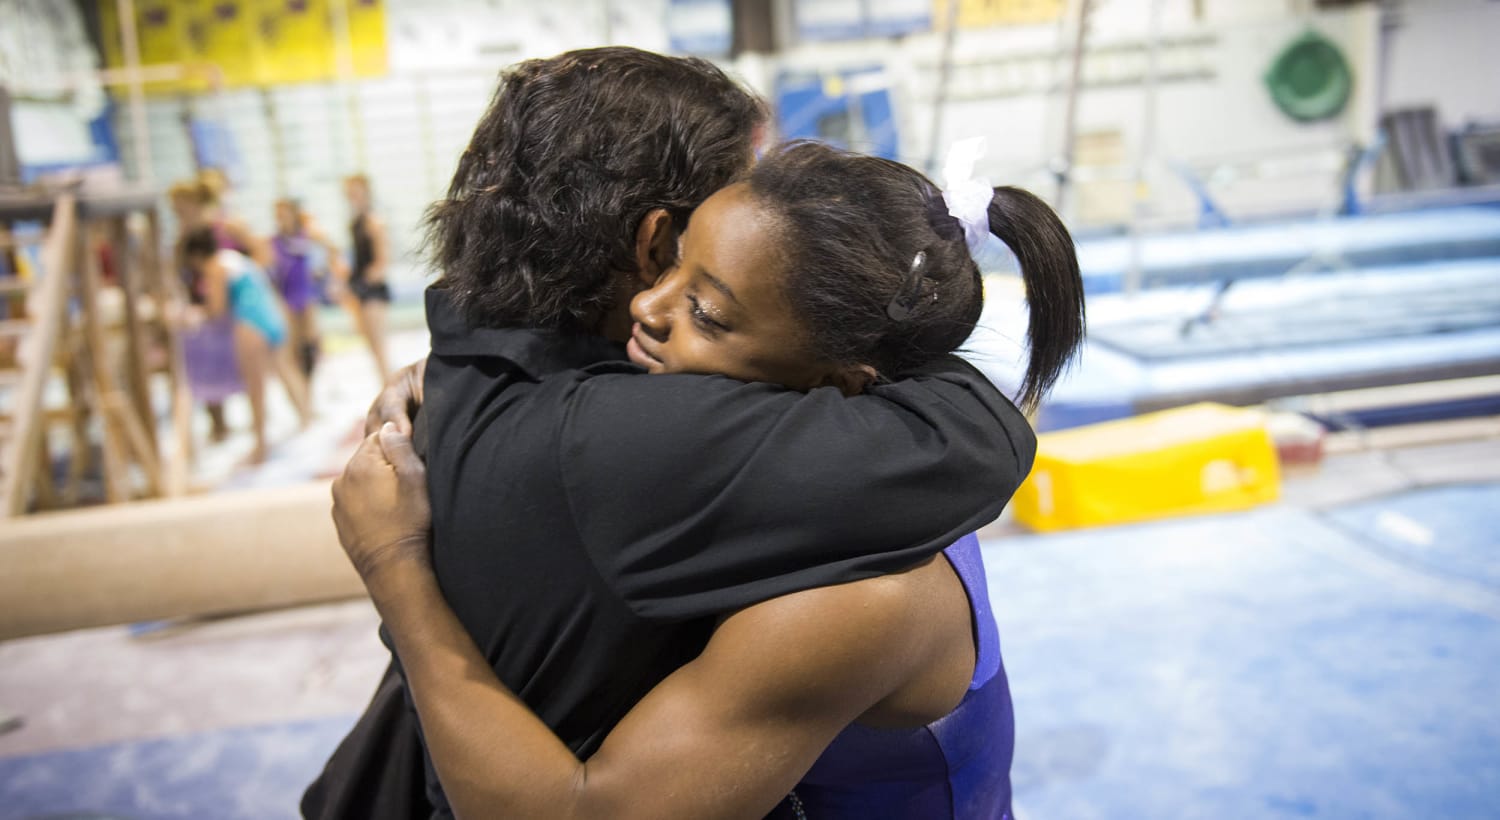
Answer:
[272,233,317,312]
[772,533,1014,819]
[181,222,245,402]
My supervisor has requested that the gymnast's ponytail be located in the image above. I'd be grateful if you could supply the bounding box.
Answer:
[747,141,1084,409]
[987,187,1086,411]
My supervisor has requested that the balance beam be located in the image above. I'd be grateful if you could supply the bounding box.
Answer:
[0,482,365,640]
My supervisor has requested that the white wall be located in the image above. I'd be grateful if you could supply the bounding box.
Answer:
[771,0,1385,225]
[91,0,1500,276]
[1382,0,1500,127]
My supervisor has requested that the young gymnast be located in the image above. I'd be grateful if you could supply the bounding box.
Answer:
[271,198,339,380]
[169,174,267,442]
[181,228,311,463]
[341,174,392,381]
[335,140,1084,819]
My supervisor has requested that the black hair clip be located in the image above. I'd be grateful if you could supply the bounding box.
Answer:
[887,251,928,321]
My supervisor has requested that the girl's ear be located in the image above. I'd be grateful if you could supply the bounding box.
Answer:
[632,208,678,287]
[820,364,878,397]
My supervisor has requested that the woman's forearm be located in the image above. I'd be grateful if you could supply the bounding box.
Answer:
[363,561,589,819]
[332,426,865,820]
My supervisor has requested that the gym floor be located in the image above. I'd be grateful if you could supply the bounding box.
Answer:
[992,446,1500,819]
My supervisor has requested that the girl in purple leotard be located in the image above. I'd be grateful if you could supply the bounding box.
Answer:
[272,199,340,380]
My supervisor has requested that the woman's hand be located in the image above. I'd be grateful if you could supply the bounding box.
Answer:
[364,358,427,435]
[331,423,432,583]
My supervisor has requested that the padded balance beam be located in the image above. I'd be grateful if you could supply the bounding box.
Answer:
[0,482,365,640]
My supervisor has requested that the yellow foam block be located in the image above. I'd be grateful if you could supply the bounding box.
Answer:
[1012,403,1281,532]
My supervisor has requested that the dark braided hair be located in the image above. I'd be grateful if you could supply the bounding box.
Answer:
[425,47,766,331]
[747,141,1085,411]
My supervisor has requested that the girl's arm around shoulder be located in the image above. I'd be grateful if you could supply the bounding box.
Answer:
[556,362,1030,619]
[335,425,975,820]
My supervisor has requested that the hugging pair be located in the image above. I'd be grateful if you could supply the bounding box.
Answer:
[311,46,1083,820]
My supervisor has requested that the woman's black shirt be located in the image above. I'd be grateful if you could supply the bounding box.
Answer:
[309,286,1035,819]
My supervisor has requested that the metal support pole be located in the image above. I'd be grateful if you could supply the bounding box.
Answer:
[329,0,368,173]
[116,0,154,183]
[925,0,962,176]
[1124,0,1166,297]
[1054,0,1093,215]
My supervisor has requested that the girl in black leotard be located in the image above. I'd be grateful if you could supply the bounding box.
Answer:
[343,174,391,381]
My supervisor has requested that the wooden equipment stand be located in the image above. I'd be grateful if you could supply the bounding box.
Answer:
[0,186,191,517]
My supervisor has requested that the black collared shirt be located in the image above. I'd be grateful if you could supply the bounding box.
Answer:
[410,286,1034,816]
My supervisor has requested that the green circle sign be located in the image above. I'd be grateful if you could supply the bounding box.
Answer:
[1265,31,1353,123]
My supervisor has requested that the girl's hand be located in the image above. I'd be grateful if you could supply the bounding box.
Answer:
[331,423,432,583]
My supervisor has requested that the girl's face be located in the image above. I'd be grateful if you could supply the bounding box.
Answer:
[274,202,299,234]
[627,183,839,391]
[344,180,369,211]
[185,251,210,275]
[171,193,203,225]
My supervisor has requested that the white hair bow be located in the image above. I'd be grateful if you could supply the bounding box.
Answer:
[941,137,992,256]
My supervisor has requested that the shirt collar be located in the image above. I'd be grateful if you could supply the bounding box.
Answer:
[426,286,630,379]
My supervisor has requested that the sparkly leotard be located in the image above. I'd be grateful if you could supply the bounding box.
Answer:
[774,533,1015,819]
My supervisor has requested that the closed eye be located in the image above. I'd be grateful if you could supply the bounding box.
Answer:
[687,293,729,333]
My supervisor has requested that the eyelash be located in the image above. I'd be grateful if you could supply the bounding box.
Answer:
[686,293,728,334]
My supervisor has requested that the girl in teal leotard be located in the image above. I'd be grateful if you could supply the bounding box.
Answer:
[182,227,310,463]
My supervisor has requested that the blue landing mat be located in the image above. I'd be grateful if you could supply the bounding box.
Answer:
[965,258,1500,430]
[983,486,1500,819]
[1088,267,1500,361]
[1320,483,1500,592]
[0,716,355,820]
[1074,206,1500,294]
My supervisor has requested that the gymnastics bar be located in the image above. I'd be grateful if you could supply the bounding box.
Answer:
[0,481,364,640]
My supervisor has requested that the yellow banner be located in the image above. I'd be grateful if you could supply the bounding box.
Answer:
[346,0,389,79]
[103,0,207,92]
[191,0,271,87]
[942,0,1064,29]
[99,0,123,71]
[261,0,337,85]
[96,0,214,92]
[98,0,387,92]
[135,0,190,68]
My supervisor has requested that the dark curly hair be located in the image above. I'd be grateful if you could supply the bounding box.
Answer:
[426,47,766,331]
[748,142,1085,411]
[181,225,220,261]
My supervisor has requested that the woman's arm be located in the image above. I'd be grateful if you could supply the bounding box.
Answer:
[334,428,939,820]
[370,347,1025,621]
[556,358,1030,620]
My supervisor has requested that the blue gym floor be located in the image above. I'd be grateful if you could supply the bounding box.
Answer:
[989,482,1500,820]
[2,481,1496,819]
